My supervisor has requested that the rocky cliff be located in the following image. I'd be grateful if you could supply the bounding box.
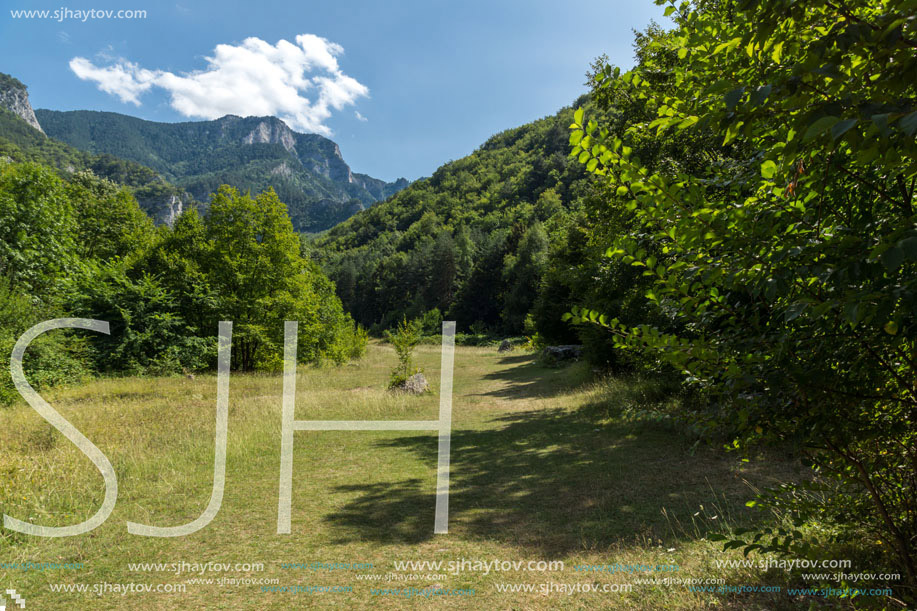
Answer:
[35,110,410,231]
[0,73,43,133]
[0,72,197,226]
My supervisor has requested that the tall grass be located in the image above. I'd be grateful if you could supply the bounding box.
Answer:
[0,343,856,610]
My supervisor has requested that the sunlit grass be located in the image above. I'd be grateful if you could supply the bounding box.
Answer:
[0,342,819,609]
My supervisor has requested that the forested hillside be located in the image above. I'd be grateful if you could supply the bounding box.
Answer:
[0,103,193,224]
[312,35,717,360]
[37,110,408,231]
[313,94,608,336]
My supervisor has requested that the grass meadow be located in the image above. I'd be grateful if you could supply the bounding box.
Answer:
[0,343,826,609]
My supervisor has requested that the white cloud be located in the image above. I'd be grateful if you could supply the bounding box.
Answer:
[355,111,367,122]
[69,34,368,135]
[69,57,155,104]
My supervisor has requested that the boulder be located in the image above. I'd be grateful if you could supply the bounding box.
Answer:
[395,372,429,394]
[498,339,513,352]
[541,345,583,362]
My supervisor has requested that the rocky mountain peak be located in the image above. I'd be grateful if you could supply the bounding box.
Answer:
[241,117,297,152]
[0,72,44,133]
[33,107,410,231]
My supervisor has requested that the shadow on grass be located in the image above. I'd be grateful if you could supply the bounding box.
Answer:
[324,358,776,555]
[475,356,593,401]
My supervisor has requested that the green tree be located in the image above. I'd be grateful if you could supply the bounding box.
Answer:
[68,263,213,375]
[0,163,76,296]
[65,170,154,262]
[142,207,219,337]
[426,230,458,311]
[502,222,548,333]
[203,186,300,370]
[449,232,509,331]
[202,186,362,370]
[569,0,917,588]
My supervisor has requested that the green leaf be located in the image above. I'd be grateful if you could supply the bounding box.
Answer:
[703,79,733,95]
[724,87,744,111]
[708,533,727,541]
[803,116,839,142]
[573,108,584,126]
[830,118,857,140]
[883,320,899,336]
[881,245,904,271]
[872,113,890,133]
[901,110,917,137]
[760,160,777,179]
[844,302,860,326]
[749,84,772,107]
[900,237,917,260]
[785,302,807,322]
[723,121,743,145]
[771,41,784,63]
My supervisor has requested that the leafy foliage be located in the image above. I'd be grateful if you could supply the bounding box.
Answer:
[0,278,90,405]
[385,316,423,388]
[0,159,366,402]
[0,106,193,224]
[0,162,76,295]
[314,100,612,335]
[568,0,917,589]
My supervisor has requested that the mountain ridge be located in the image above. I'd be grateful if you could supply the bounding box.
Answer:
[313,94,600,333]
[35,109,408,232]
[0,72,197,225]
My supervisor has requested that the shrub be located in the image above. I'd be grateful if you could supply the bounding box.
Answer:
[385,316,422,388]
[0,281,93,406]
[569,0,917,590]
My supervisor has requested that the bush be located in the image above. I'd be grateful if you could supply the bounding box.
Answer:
[385,316,422,388]
[68,263,216,376]
[0,281,93,406]
[418,308,443,335]
[570,0,917,591]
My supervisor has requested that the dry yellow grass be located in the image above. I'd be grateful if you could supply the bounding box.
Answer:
[0,343,812,609]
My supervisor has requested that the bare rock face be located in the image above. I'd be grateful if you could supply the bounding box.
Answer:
[394,372,429,394]
[243,119,297,152]
[0,73,43,133]
[163,194,184,226]
[132,190,196,227]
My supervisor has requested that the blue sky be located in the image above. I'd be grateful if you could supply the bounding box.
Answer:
[1,0,666,181]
